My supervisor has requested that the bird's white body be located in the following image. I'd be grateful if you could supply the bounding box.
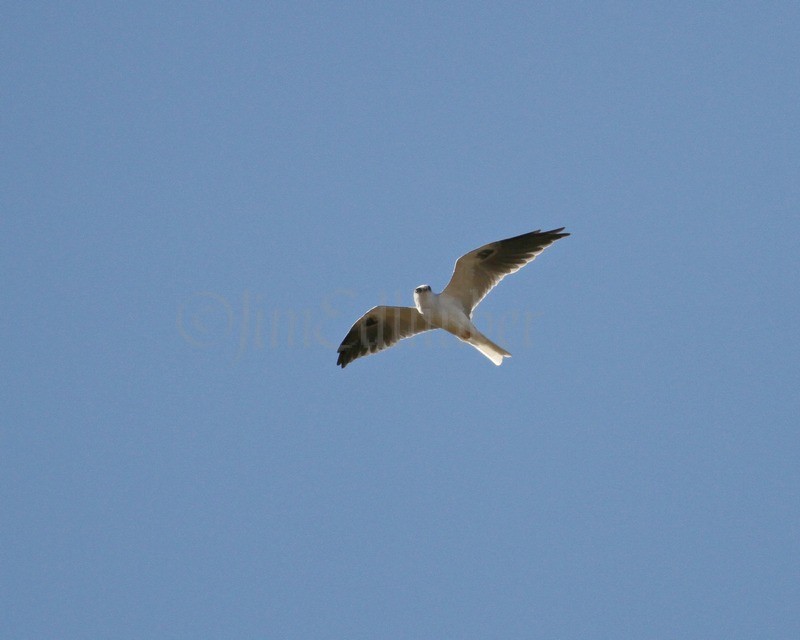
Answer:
[414,286,510,365]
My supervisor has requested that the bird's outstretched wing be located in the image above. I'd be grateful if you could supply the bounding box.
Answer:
[441,228,569,316]
[336,305,434,368]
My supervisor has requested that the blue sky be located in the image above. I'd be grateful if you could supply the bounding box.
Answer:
[3,2,799,638]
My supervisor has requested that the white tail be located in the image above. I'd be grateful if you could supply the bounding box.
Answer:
[466,331,512,366]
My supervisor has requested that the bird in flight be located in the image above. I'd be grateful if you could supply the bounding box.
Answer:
[336,227,569,368]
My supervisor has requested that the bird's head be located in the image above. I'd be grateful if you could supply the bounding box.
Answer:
[414,284,432,308]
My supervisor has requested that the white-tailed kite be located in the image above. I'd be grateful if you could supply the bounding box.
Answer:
[336,228,569,368]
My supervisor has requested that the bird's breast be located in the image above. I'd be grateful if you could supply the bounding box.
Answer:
[419,295,472,334]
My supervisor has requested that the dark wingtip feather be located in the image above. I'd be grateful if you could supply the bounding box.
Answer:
[336,346,352,368]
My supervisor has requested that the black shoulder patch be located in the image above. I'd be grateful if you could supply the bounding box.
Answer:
[365,317,378,327]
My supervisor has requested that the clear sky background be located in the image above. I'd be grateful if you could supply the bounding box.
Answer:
[3,3,799,638]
